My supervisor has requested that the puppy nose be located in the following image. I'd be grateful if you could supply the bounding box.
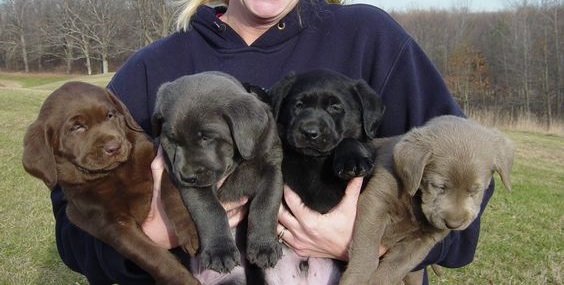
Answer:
[181,173,198,185]
[445,219,465,229]
[301,126,320,140]
[103,140,122,155]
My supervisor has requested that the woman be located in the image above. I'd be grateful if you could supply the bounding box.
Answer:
[51,0,494,284]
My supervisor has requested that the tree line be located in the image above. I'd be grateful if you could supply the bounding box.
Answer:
[390,1,563,128]
[0,0,562,126]
[0,0,174,75]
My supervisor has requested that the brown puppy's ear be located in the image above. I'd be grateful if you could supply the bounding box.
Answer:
[353,80,385,139]
[269,72,297,120]
[224,96,270,159]
[22,121,58,189]
[492,131,515,191]
[104,89,144,133]
[393,130,432,196]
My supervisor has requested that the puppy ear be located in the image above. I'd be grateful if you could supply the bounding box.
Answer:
[269,73,297,119]
[353,80,385,139]
[105,89,144,133]
[22,120,58,189]
[492,131,514,191]
[151,112,164,138]
[243,82,271,105]
[152,82,172,137]
[224,96,270,159]
[393,130,431,196]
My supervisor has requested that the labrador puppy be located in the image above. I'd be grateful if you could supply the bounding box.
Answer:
[264,69,385,283]
[22,82,200,285]
[152,72,284,278]
[340,115,514,285]
[269,69,385,213]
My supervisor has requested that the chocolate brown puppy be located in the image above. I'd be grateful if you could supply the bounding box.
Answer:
[22,82,199,285]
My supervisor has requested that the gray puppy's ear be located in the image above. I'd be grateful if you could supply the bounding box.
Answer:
[393,129,431,196]
[22,120,58,189]
[152,82,172,137]
[492,131,515,191]
[269,72,297,120]
[224,96,270,159]
[353,80,385,139]
[151,110,164,138]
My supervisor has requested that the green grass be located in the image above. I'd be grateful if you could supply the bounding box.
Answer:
[1,73,562,284]
[0,72,76,88]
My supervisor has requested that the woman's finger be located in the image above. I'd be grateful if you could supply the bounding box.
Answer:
[328,177,363,214]
[282,185,317,221]
[278,201,300,230]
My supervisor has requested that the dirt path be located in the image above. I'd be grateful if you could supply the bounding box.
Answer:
[0,80,23,88]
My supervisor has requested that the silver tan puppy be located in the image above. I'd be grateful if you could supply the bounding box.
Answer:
[340,115,514,285]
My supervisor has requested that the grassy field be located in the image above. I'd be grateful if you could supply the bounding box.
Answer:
[0,73,562,284]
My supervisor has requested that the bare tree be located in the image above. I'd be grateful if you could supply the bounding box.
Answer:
[2,0,33,72]
[133,0,174,46]
[81,0,129,74]
[57,0,130,74]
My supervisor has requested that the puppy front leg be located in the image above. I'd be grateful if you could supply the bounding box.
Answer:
[218,162,284,269]
[179,187,241,273]
[246,165,284,268]
[67,206,199,285]
[369,231,448,284]
[339,190,387,285]
[160,174,199,256]
[333,138,376,180]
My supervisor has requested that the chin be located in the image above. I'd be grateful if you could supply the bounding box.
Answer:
[244,0,298,22]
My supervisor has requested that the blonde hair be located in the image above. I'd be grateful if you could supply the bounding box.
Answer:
[175,0,228,31]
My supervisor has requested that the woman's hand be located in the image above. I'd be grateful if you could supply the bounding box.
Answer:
[277,177,386,260]
[141,147,177,249]
[142,147,249,249]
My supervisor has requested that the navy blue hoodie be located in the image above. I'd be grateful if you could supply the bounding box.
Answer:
[50,1,493,284]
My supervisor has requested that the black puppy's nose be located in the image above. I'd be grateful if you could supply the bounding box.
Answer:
[301,126,320,140]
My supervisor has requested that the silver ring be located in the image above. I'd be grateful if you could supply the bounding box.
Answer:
[277,228,287,243]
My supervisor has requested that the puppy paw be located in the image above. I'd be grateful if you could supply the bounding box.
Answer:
[334,155,375,180]
[199,242,241,273]
[247,238,283,268]
[333,138,375,180]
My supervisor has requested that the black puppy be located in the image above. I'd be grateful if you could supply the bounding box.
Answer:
[152,72,284,278]
[269,69,385,213]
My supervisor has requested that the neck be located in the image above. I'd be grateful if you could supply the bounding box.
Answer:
[219,1,298,45]
[220,13,273,45]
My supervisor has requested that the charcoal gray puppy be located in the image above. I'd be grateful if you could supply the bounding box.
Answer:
[152,72,283,278]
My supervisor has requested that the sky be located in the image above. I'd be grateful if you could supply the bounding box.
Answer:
[348,0,507,12]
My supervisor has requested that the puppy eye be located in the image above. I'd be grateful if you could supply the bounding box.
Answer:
[107,110,116,119]
[469,184,482,194]
[295,101,304,109]
[70,124,86,133]
[197,131,212,142]
[431,183,446,192]
[328,104,344,113]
